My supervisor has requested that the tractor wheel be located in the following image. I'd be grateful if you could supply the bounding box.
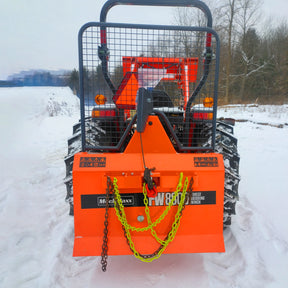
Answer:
[64,122,81,215]
[214,121,240,227]
[64,120,107,215]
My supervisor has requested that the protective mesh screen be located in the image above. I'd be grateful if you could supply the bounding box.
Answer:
[79,23,219,151]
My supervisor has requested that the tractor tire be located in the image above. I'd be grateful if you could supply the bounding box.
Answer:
[214,121,240,227]
[64,122,81,215]
[64,120,107,215]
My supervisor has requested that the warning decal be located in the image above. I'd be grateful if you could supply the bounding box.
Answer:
[194,157,218,167]
[79,157,106,168]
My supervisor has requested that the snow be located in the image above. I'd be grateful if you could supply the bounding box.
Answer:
[218,104,288,126]
[0,87,287,287]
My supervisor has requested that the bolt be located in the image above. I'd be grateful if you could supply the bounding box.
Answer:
[137,215,145,222]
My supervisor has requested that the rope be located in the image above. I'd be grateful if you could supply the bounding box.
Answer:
[139,132,146,169]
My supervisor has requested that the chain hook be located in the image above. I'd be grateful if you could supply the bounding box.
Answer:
[143,167,158,197]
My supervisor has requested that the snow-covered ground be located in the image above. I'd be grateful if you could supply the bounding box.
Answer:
[0,87,287,288]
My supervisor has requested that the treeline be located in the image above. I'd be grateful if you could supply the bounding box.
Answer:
[173,0,288,104]
[67,67,123,100]
[224,24,288,104]
[1,71,69,87]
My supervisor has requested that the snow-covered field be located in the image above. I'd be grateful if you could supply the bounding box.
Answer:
[0,87,287,288]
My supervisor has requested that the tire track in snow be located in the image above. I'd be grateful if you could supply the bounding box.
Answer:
[203,196,275,288]
[237,196,288,256]
[203,228,245,287]
[0,189,8,214]
[0,170,49,288]
[47,222,98,288]
[237,197,287,286]
[235,198,275,287]
[0,230,42,288]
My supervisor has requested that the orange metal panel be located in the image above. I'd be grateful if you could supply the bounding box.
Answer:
[122,56,198,79]
[73,116,225,257]
[121,56,199,108]
[113,72,139,109]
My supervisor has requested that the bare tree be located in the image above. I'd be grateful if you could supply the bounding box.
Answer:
[237,0,263,99]
[263,20,288,102]
[216,0,241,103]
[172,7,207,57]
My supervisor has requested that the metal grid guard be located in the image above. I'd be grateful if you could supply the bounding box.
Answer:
[79,22,220,152]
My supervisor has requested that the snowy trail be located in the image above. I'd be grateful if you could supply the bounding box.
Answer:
[0,87,79,288]
[0,88,288,288]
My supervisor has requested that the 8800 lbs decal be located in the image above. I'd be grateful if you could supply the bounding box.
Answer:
[149,191,216,207]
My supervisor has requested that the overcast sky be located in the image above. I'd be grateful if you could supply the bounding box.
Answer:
[0,0,287,80]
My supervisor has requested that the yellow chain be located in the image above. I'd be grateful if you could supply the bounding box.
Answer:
[113,173,189,262]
